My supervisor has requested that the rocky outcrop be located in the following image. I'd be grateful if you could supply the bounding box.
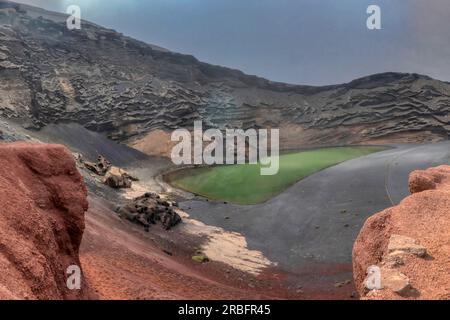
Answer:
[116,192,181,231]
[104,168,132,189]
[353,165,450,300]
[80,154,137,189]
[0,1,449,151]
[83,155,111,176]
[0,142,90,299]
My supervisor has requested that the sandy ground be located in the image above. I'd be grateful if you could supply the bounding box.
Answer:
[80,196,354,299]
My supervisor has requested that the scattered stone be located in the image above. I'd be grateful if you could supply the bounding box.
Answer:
[83,155,138,189]
[104,167,133,189]
[192,254,209,263]
[384,251,405,268]
[387,234,427,258]
[84,155,111,176]
[334,279,352,288]
[363,266,412,296]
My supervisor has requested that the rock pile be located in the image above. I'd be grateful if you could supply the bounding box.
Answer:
[116,192,182,231]
[81,154,137,189]
[361,234,427,297]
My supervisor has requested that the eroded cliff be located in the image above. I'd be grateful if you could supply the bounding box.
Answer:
[0,142,89,299]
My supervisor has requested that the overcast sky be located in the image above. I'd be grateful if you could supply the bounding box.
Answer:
[14,0,450,86]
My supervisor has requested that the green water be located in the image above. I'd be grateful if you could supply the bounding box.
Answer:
[168,146,386,205]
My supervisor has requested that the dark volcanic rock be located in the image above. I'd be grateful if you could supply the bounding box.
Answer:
[116,192,182,231]
[104,170,132,189]
[83,155,111,176]
[0,1,449,146]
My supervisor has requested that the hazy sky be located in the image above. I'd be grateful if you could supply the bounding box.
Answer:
[14,0,450,85]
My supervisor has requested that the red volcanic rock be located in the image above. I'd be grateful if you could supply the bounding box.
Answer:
[353,165,450,300]
[0,142,89,300]
[408,168,443,194]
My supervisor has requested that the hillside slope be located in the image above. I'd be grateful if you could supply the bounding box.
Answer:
[0,0,449,154]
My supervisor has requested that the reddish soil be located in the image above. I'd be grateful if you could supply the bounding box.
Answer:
[0,142,90,299]
[81,196,282,299]
[353,165,450,299]
[81,196,355,300]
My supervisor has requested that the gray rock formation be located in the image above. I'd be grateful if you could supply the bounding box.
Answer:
[116,192,182,231]
[1,0,449,147]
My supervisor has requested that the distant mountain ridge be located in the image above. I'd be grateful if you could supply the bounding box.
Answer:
[0,0,449,153]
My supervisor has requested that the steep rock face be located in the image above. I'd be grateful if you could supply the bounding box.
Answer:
[353,165,450,300]
[0,0,449,150]
[0,142,89,300]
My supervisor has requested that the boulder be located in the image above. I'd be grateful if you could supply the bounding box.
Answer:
[116,192,182,231]
[104,168,132,189]
[380,268,411,295]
